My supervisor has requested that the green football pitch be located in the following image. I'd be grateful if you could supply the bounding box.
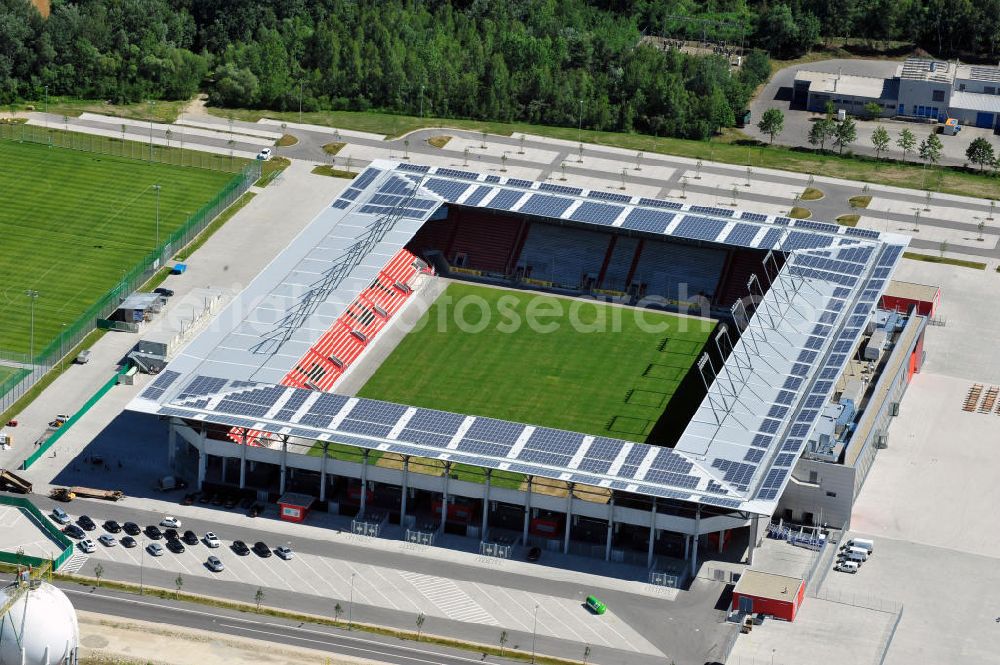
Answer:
[358,282,716,443]
[0,139,234,356]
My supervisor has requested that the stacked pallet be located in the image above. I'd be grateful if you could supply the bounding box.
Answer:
[981,387,999,413]
[964,384,984,411]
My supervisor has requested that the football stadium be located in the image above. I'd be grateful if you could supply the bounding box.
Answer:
[129,159,930,582]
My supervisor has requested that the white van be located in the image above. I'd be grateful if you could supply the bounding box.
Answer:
[835,561,859,574]
[840,548,868,563]
[845,538,874,554]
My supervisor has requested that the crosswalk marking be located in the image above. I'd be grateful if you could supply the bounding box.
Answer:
[60,551,89,574]
[399,571,498,625]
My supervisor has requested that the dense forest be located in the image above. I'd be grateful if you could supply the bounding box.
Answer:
[2,0,999,140]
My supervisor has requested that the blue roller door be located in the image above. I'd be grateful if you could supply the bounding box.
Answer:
[976,112,995,129]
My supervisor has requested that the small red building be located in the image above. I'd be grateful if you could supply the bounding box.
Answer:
[880,280,940,318]
[731,570,806,622]
[277,492,314,523]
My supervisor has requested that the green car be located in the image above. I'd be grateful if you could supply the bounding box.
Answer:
[585,595,607,615]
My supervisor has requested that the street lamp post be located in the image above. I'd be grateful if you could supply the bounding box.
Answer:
[530,603,539,664]
[139,539,145,595]
[25,290,39,364]
[153,184,161,250]
[420,84,425,118]
[148,101,156,162]
[577,99,583,143]
[348,572,356,630]
[299,81,303,124]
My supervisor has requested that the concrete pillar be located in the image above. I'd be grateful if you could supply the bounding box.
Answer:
[360,450,369,516]
[221,457,227,484]
[196,447,206,490]
[482,470,492,536]
[747,515,759,565]
[563,483,574,555]
[400,456,409,528]
[646,499,657,569]
[718,528,725,553]
[604,492,615,561]
[522,476,532,546]
[690,505,701,579]
[440,462,451,533]
[167,423,177,467]
[684,535,691,560]
[279,437,288,495]
[239,431,247,489]
[319,442,328,503]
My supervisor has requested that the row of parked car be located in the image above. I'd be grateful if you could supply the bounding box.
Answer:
[53,507,291,570]
[179,490,265,517]
[834,537,875,574]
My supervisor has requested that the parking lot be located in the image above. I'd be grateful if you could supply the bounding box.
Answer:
[50,506,661,656]
[0,504,64,559]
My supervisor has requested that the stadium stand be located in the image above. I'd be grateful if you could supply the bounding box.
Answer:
[600,235,640,292]
[630,240,726,302]
[517,223,611,288]
[418,208,526,274]
[713,249,783,307]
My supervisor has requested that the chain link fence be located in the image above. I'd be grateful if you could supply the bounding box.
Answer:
[0,127,261,414]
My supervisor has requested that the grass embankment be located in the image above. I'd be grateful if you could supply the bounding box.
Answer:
[255,156,290,187]
[849,195,872,208]
[800,187,824,200]
[275,133,297,147]
[902,252,986,270]
[428,135,452,148]
[311,165,356,178]
[322,141,346,154]
[14,97,188,124]
[836,214,860,226]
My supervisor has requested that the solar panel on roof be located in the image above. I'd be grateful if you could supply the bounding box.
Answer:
[688,205,735,218]
[794,220,839,234]
[484,175,500,183]
[422,178,469,202]
[406,409,466,435]
[757,228,784,249]
[352,168,382,190]
[505,178,533,188]
[638,197,683,210]
[331,199,350,209]
[538,183,583,195]
[621,208,674,233]
[740,212,767,223]
[398,428,452,447]
[177,375,227,400]
[463,418,524,446]
[455,439,510,458]
[845,227,879,239]
[673,216,727,241]
[588,191,631,203]
[485,189,523,210]
[435,168,479,180]
[462,185,493,207]
[725,223,758,246]
[781,231,833,251]
[518,194,574,218]
[569,201,623,225]
[397,163,430,173]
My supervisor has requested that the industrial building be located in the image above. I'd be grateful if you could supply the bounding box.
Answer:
[794,58,1000,130]
[128,160,924,588]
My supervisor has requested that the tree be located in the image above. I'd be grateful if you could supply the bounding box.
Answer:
[966,137,996,171]
[757,108,785,144]
[334,602,344,624]
[939,240,949,258]
[824,100,836,119]
[175,574,183,598]
[834,117,858,154]
[415,612,425,641]
[864,102,883,119]
[897,128,917,162]
[499,630,508,656]
[871,125,890,160]
[94,563,104,588]
[254,587,265,612]
[808,119,835,151]
[919,132,943,166]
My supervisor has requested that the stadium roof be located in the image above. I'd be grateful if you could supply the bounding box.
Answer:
[128,159,909,516]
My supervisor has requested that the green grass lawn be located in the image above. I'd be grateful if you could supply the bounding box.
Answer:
[0,139,235,356]
[0,366,27,387]
[357,283,714,443]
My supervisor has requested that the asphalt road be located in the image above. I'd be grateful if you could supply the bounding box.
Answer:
[62,583,523,665]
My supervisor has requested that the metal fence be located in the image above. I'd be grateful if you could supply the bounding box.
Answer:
[0,128,260,415]
[405,529,436,546]
[479,541,513,559]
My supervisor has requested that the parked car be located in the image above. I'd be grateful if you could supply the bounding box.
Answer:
[204,532,221,548]
[166,539,186,554]
[257,148,272,160]
[164,528,179,541]
[121,536,137,548]
[207,556,225,572]
[160,516,181,528]
[63,525,85,539]
[252,541,272,558]
[51,507,71,525]
[98,534,117,547]
[103,520,122,533]
[585,595,607,615]
[249,503,264,518]
[526,546,542,562]
[232,540,251,556]
[182,493,197,506]
[147,543,164,557]
[224,495,238,509]
[182,530,199,545]
[835,561,860,574]
[275,545,293,560]
[78,515,96,531]
[145,525,163,540]
[79,539,97,553]
[153,287,175,297]
[123,522,141,536]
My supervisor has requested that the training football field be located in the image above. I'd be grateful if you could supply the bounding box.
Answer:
[359,282,715,443]
[0,139,234,356]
